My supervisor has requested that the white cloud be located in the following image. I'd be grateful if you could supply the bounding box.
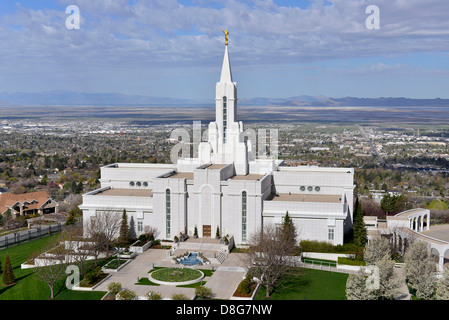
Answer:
[0,0,448,97]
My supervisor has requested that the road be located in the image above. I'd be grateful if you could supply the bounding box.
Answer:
[358,125,386,166]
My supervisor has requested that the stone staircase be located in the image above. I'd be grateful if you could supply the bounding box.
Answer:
[216,250,228,264]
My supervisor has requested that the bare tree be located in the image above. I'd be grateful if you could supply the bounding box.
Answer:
[63,226,90,276]
[143,225,159,240]
[242,223,298,298]
[84,210,121,259]
[33,233,71,299]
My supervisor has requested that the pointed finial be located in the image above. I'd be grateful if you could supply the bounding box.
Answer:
[220,28,229,46]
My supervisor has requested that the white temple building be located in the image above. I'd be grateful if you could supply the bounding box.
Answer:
[80,42,355,246]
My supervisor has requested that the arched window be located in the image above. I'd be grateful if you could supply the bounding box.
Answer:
[223,96,227,143]
[242,191,247,242]
[166,189,171,238]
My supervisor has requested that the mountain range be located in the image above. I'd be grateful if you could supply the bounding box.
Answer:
[1,91,449,107]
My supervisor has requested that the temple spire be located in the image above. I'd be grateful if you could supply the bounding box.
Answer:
[220,45,233,83]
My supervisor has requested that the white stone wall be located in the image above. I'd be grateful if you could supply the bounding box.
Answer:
[100,163,175,188]
[263,216,344,245]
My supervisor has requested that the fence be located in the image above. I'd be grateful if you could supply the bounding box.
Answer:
[299,258,366,274]
[0,224,63,250]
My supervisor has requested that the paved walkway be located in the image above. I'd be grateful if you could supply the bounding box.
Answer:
[394,267,411,300]
[422,224,449,243]
[93,248,247,300]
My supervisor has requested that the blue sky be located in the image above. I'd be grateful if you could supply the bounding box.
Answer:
[0,0,448,100]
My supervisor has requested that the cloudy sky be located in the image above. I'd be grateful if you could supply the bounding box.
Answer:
[0,0,448,100]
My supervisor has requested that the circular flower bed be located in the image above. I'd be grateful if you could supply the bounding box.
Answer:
[149,267,204,286]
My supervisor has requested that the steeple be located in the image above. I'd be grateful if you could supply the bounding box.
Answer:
[220,45,233,83]
[196,35,249,175]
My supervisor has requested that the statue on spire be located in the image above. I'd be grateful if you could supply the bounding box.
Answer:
[221,28,229,46]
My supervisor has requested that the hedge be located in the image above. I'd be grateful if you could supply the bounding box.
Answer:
[337,257,366,266]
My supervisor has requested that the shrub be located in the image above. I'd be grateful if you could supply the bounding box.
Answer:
[172,293,189,300]
[107,282,122,295]
[117,289,137,300]
[338,257,366,266]
[195,286,213,299]
[84,267,103,285]
[237,273,254,295]
[299,240,358,254]
[146,291,162,300]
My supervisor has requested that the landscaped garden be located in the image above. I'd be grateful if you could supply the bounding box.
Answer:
[0,234,106,300]
[150,267,203,283]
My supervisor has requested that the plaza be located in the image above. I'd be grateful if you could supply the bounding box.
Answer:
[94,238,248,300]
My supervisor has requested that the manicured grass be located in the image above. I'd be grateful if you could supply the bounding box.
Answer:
[103,259,127,269]
[256,267,348,300]
[177,281,207,288]
[0,234,106,300]
[150,267,202,283]
[135,277,160,286]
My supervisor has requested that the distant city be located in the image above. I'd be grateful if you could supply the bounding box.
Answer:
[1,115,449,223]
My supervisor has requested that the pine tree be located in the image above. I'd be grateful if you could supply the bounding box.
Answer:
[2,253,15,286]
[65,211,76,226]
[118,209,131,247]
[353,199,367,248]
[281,211,297,251]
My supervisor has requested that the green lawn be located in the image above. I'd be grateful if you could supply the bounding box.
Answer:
[0,235,106,300]
[150,267,202,282]
[256,268,348,300]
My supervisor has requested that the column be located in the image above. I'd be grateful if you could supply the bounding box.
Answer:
[439,254,445,273]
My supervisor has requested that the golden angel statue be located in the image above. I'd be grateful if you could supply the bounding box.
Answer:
[221,28,229,45]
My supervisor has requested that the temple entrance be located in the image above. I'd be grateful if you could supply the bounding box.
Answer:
[203,225,211,237]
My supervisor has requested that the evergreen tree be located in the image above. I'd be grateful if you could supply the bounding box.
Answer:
[2,253,15,286]
[65,211,76,226]
[281,211,297,250]
[353,198,367,248]
[118,209,131,247]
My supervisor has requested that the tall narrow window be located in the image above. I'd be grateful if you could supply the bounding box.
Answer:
[242,191,247,242]
[223,96,227,143]
[328,227,334,241]
[138,220,143,232]
[166,189,171,238]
